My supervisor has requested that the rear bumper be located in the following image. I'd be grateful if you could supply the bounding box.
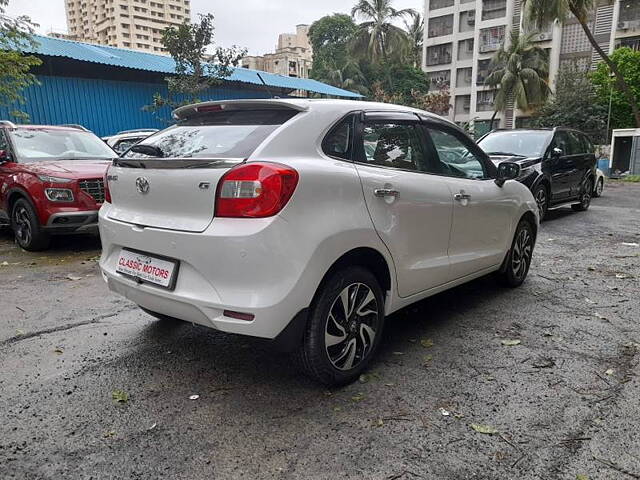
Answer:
[98,205,317,340]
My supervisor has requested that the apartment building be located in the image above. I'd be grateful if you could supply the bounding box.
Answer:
[422,0,640,136]
[65,0,191,54]
[241,25,313,78]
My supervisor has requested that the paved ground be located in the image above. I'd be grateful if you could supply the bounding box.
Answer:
[1,182,639,480]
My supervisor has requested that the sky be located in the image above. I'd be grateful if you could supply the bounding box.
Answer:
[6,0,422,56]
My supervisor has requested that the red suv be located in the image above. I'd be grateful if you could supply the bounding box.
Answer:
[0,122,115,250]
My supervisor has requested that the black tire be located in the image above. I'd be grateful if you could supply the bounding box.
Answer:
[11,198,50,251]
[294,266,385,386]
[572,178,593,211]
[593,177,604,198]
[139,306,180,322]
[498,219,535,288]
[532,183,548,222]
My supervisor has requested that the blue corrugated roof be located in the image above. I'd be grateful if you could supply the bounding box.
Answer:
[21,35,362,98]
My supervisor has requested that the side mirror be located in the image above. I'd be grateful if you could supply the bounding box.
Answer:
[495,161,521,187]
[551,147,563,158]
[129,144,164,157]
[0,150,10,163]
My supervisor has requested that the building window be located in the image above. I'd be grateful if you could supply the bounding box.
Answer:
[477,59,491,84]
[426,43,452,66]
[479,25,506,53]
[476,90,495,111]
[616,36,640,51]
[459,10,475,32]
[457,38,474,60]
[619,0,640,29]
[561,22,594,54]
[428,70,450,89]
[455,95,471,114]
[429,0,454,10]
[456,67,473,87]
[428,14,453,38]
[481,0,507,21]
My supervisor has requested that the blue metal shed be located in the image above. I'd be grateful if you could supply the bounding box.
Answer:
[1,35,362,136]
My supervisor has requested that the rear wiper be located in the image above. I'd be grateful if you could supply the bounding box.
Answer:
[486,151,526,157]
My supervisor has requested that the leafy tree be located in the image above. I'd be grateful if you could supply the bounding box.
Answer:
[366,62,429,104]
[0,0,42,120]
[591,47,640,132]
[526,0,640,127]
[308,14,358,82]
[350,0,416,62]
[149,14,245,111]
[485,30,551,128]
[325,62,369,96]
[404,13,423,68]
[532,66,607,142]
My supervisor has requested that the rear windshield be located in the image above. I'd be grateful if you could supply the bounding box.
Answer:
[124,109,297,159]
[9,128,115,162]
[478,131,552,158]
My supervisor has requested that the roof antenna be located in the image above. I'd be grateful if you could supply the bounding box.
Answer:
[256,72,279,99]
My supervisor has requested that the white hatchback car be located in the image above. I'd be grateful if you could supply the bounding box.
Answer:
[99,99,539,385]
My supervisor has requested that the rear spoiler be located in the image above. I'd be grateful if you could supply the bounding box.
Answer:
[172,99,309,121]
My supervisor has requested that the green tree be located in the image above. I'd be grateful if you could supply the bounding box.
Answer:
[0,0,42,120]
[485,30,551,128]
[350,0,416,62]
[308,14,358,82]
[532,66,607,142]
[404,13,423,68]
[591,47,640,132]
[149,14,245,111]
[526,0,640,127]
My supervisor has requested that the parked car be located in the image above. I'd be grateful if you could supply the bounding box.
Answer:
[593,168,605,198]
[477,128,597,221]
[103,129,158,154]
[0,121,116,250]
[99,99,539,385]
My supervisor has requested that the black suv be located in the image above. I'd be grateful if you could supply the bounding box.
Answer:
[477,128,597,221]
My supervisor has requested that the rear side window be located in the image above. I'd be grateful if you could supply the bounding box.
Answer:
[126,109,297,159]
[566,131,584,155]
[322,115,354,160]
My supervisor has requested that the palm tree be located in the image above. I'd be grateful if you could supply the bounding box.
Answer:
[326,62,369,96]
[526,0,640,127]
[404,13,424,67]
[485,30,551,129]
[350,0,416,62]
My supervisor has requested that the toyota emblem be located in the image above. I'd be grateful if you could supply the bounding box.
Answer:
[136,176,150,194]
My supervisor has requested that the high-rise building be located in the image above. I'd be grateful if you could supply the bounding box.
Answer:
[241,25,313,78]
[65,0,191,54]
[422,0,640,137]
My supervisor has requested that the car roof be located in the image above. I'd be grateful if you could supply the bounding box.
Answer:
[172,98,454,125]
[2,124,88,132]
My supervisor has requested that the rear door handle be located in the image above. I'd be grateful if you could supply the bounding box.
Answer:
[454,191,472,201]
[374,188,399,198]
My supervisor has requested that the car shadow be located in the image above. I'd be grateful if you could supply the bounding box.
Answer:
[122,272,509,396]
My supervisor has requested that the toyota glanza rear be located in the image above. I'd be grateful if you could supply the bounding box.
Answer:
[99,100,348,341]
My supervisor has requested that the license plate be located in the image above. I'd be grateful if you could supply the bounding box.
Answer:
[116,248,179,290]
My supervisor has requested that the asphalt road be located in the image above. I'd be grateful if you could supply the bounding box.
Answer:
[1,182,639,480]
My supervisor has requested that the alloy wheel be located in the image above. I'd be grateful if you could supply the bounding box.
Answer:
[595,179,603,197]
[535,188,547,219]
[13,205,32,246]
[325,282,379,371]
[511,228,532,281]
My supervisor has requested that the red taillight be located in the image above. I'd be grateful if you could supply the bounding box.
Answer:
[215,162,298,218]
[104,168,112,203]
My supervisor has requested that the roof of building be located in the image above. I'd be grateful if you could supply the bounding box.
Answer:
[22,35,363,99]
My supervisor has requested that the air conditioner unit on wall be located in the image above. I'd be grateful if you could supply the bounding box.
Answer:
[619,21,630,30]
